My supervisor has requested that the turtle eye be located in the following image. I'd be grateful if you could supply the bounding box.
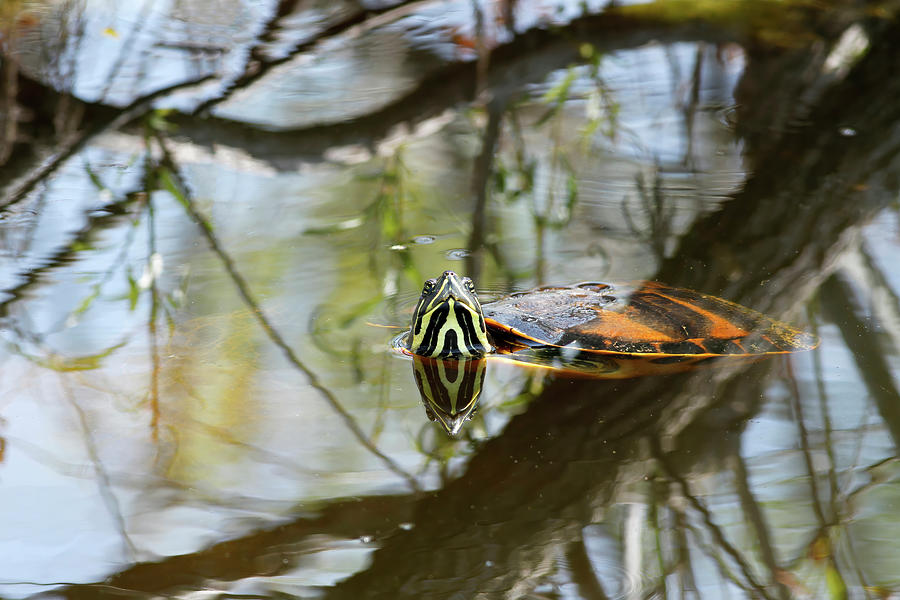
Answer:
[463,277,476,292]
[423,279,437,292]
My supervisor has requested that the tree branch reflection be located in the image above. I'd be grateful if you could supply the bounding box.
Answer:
[58,373,138,562]
[651,437,775,599]
[151,132,421,493]
[0,74,213,211]
[820,274,900,448]
[10,3,900,599]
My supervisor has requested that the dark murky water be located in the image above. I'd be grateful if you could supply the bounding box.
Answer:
[2,1,900,598]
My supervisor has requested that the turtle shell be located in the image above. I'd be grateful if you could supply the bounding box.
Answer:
[481,281,817,357]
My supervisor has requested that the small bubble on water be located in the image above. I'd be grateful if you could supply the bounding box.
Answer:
[485,560,494,567]
[412,235,436,245]
[399,522,414,531]
[390,244,407,251]
[359,535,374,543]
[445,248,469,260]
[839,127,857,137]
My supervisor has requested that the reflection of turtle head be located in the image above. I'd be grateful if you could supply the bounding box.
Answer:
[407,271,492,357]
[412,355,486,436]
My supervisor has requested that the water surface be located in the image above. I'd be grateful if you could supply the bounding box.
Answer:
[1,1,900,598]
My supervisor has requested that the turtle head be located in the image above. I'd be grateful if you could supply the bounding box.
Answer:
[407,271,492,357]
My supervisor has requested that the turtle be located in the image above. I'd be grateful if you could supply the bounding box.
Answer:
[401,271,817,369]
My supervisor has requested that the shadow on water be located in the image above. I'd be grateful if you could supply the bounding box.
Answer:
[2,1,900,599]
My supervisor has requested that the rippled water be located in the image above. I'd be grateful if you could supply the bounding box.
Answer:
[1,1,900,598]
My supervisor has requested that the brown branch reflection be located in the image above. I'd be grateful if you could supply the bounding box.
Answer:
[192,0,429,116]
[728,449,790,600]
[820,274,900,448]
[651,437,775,599]
[565,536,611,600]
[465,97,505,281]
[170,2,850,168]
[145,173,161,442]
[809,311,841,510]
[50,493,421,599]
[0,74,213,211]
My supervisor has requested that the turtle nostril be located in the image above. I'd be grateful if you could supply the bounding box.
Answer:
[443,270,456,277]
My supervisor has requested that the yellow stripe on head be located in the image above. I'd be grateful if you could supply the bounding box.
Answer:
[407,271,492,357]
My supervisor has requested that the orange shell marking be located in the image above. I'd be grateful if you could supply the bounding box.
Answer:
[481,281,818,356]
